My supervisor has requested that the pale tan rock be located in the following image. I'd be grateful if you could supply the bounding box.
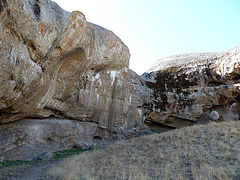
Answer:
[0,0,140,127]
[0,0,146,160]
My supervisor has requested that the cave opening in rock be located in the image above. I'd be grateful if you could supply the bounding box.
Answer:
[93,136,102,140]
[46,138,52,144]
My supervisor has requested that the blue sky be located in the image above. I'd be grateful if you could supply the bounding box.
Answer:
[53,0,240,74]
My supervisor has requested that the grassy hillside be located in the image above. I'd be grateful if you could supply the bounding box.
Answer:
[48,121,240,180]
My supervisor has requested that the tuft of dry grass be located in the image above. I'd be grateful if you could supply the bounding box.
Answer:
[47,121,240,180]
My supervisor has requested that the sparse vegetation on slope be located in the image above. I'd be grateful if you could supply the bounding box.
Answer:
[48,121,240,180]
[0,149,87,179]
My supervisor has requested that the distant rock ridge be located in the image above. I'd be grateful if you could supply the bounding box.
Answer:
[147,51,224,72]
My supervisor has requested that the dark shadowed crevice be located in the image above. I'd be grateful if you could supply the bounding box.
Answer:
[144,119,176,133]
[33,0,41,21]
[230,73,240,80]
[46,138,52,144]
[144,115,196,133]
[93,136,102,140]
[0,0,7,14]
[206,80,224,86]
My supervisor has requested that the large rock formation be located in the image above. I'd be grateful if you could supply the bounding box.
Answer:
[143,47,240,128]
[0,0,147,160]
[1,0,240,161]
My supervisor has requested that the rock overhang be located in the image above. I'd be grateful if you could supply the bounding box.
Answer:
[0,0,146,160]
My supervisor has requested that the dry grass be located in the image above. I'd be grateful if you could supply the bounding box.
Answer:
[47,121,240,180]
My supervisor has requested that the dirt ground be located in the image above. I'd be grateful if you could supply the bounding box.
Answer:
[0,160,59,180]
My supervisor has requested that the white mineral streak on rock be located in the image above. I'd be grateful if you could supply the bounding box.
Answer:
[97,94,100,103]
[92,73,100,82]
[129,95,132,103]
[138,108,142,119]
[109,70,120,85]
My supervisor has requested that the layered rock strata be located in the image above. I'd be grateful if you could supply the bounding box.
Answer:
[143,47,240,128]
[0,0,146,160]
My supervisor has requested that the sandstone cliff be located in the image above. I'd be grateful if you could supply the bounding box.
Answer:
[143,47,240,128]
[1,0,240,161]
[0,0,146,160]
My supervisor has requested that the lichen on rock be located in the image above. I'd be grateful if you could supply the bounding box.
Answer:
[143,47,240,128]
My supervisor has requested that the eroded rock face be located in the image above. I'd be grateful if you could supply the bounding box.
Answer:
[1,0,239,161]
[143,47,240,128]
[0,0,146,160]
[0,118,98,160]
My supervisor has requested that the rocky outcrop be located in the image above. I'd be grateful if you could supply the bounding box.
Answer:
[143,47,240,128]
[1,0,240,161]
[0,0,146,160]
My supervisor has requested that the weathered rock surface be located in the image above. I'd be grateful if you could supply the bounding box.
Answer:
[0,118,98,160]
[1,0,240,161]
[0,0,146,160]
[143,47,240,128]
